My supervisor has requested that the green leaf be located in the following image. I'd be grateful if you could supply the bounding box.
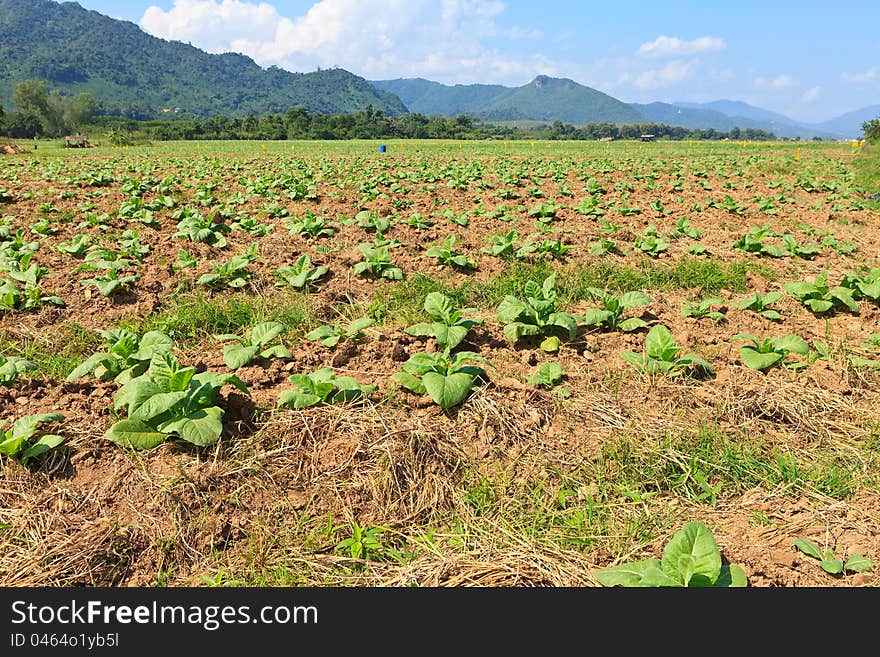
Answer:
[391,371,426,395]
[581,308,613,327]
[260,344,292,360]
[422,371,474,409]
[714,564,749,587]
[424,292,454,321]
[644,324,679,361]
[277,390,322,409]
[65,352,113,381]
[739,347,783,370]
[794,538,824,560]
[618,291,651,310]
[131,331,174,361]
[496,296,529,323]
[595,559,682,587]
[347,317,375,334]
[129,390,188,422]
[819,559,844,575]
[250,321,286,347]
[223,344,260,370]
[104,419,167,450]
[660,521,722,587]
[617,317,648,332]
[773,335,810,355]
[20,434,64,464]
[11,413,64,443]
[540,335,561,353]
[843,554,873,573]
[159,406,225,446]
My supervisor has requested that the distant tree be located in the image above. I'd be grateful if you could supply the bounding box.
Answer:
[863,118,880,143]
[63,92,97,131]
[13,80,62,135]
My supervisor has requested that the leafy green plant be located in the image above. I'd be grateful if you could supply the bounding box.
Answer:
[424,235,475,270]
[80,268,138,297]
[274,255,328,290]
[0,413,65,466]
[735,291,783,321]
[277,367,375,409]
[783,272,859,314]
[335,521,389,561]
[526,361,569,397]
[496,274,578,348]
[681,297,726,323]
[581,288,651,332]
[0,354,36,386]
[174,209,229,248]
[196,243,259,289]
[353,244,403,280]
[104,352,250,450]
[595,521,748,587]
[632,225,670,257]
[482,230,520,257]
[305,317,375,349]
[669,216,703,239]
[392,349,491,409]
[794,538,873,576]
[404,292,482,350]
[621,324,714,378]
[841,267,880,302]
[56,234,94,257]
[731,333,811,370]
[67,329,174,384]
[285,210,336,238]
[215,321,292,370]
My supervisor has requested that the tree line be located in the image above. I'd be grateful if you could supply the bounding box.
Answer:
[1,78,780,142]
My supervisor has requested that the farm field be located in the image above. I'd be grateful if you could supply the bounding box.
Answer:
[1,138,879,587]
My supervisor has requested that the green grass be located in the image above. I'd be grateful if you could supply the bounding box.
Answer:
[0,323,99,380]
[120,290,316,345]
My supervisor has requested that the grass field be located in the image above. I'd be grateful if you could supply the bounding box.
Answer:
[1,138,878,587]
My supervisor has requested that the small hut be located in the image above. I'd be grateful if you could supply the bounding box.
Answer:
[639,134,655,142]
[63,134,91,148]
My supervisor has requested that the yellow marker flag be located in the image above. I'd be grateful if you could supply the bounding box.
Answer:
[795,148,801,161]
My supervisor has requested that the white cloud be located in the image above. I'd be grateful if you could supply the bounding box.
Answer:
[139,0,550,85]
[636,35,725,59]
[841,67,877,83]
[753,74,799,90]
[633,60,695,90]
[801,86,821,103]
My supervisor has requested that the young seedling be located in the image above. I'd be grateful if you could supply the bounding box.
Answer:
[214,321,292,370]
[353,244,403,280]
[404,292,482,350]
[0,413,65,466]
[104,352,250,450]
[581,288,651,333]
[80,268,138,297]
[784,272,859,315]
[0,355,36,386]
[305,317,375,349]
[424,235,475,270]
[196,242,259,289]
[66,329,174,384]
[482,230,520,257]
[735,291,783,321]
[277,368,375,409]
[274,255,329,290]
[632,225,670,257]
[681,297,727,323]
[595,521,748,587]
[841,267,880,302]
[731,333,811,370]
[621,324,714,378]
[392,349,492,409]
[496,273,578,348]
[285,210,337,238]
[794,538,873,576]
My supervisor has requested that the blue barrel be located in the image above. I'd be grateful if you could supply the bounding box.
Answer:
[379,144,387,153]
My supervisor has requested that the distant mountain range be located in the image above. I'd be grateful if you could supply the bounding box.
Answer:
[0,0,875,138]
[373,77,870,139]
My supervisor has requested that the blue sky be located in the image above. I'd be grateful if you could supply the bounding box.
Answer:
[74,0,880,122]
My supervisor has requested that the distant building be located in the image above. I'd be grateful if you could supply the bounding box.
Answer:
[640,134,655,142]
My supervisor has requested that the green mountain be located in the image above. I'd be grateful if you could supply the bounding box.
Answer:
[371,78,511,116]
[630,101,838,139]
[373,75,646,125]
[0,0,407,119]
